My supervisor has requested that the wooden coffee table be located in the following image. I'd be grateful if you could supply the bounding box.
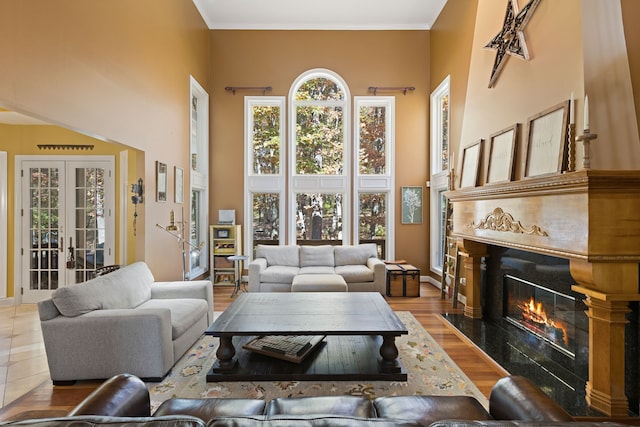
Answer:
[205,292,408,381]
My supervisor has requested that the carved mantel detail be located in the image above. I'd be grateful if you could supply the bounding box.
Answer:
[469,207,548,236]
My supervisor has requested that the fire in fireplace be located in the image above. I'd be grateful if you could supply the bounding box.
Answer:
[505,275,577,358]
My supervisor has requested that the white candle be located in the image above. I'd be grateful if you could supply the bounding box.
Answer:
[584,95,589,130]
[569,92,575,125]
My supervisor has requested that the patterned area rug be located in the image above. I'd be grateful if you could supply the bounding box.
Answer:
[147,311,488,412]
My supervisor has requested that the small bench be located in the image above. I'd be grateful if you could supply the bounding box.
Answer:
[291,274,348,292]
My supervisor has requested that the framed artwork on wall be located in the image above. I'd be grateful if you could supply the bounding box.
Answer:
[156,161,167,202]
[174,166,184,204]
[401,186,423,224]
[459,139,483,188]
[486,124,519,184]
[523,100,570,178]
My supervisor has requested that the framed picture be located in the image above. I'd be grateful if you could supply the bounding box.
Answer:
[401,186,423,224]
[486,124,519,184]
[174,166,184,203]
[459,139,483,188]
[523,100,570,178]
[215,228,230,239]
[156,161,167,202]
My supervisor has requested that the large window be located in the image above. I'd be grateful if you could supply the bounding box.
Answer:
[189,76,209,278]
[244,70,395,260]
[289,69,350,246]
[244,97,286,256]
[429,76,450,275]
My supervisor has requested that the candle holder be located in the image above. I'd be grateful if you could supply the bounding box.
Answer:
[576,129,598,170]
[567,123,576,172]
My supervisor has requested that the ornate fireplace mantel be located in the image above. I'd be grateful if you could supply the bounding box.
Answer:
[446,169,640,416]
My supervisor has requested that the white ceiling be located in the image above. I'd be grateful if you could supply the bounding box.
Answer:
[192,0,448,30]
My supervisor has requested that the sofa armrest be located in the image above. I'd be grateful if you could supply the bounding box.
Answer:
[151,280,214,324]
[367,258,387,294]
[40,309,174,382]
[69,373,151,417]
[489,376,573,422]
[248,258,267,292]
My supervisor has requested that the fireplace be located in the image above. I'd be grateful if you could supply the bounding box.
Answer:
[505,275,576,358]
[447,170,640,416]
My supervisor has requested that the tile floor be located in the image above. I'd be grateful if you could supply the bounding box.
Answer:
[0,304,51,409]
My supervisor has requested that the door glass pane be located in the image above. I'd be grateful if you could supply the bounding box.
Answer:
[295,193,342,242]
[74,167,105,283]
[358,193,386,258]
[28,167,60,290]
[252,193,279,255]
[295,105,344,175]
[252,105,280,174]
[191,189,202,271]
[358,106,386,175]
[440,94,450,172]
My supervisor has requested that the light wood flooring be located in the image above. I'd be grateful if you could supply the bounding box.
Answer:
[0,283,506,421]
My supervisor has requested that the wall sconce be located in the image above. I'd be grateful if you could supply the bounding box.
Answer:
[131,178,143,236]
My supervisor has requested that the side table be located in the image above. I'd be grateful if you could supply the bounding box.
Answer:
[227,255,248,297]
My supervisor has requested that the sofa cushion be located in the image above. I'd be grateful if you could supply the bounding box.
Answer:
[266,396,375,418]
[374,396,491,426]
[298,266,335,275]
[260,266,300,284]
[334,244,378,267]
[137,299,208,339]
[51,262,154,317]
[257,245,300,267]
[299,245,335,267]
[209,416,420,426]
[335,265,374,283]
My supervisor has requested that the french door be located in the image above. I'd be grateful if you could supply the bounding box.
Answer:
[19,157,115,303]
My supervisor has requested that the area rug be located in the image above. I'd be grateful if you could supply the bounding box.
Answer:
[147,311,488,412]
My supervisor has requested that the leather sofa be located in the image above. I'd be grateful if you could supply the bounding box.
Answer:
[37,262,214,384]
[248,243,386,293]
[1,373,633,426]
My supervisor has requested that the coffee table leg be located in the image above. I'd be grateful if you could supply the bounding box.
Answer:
[379,335,402,373]
[212,335,237,372]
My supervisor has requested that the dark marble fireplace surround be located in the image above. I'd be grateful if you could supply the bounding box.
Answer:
[444,246,640,416]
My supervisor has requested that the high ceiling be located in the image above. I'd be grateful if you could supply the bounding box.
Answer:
[192,0,448,30]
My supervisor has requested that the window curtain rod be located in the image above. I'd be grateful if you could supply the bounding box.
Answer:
[368,86,415,95]
[225,86,272,95]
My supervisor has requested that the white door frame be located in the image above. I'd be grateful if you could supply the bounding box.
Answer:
[0,152,8,304]
[14,155,115,304]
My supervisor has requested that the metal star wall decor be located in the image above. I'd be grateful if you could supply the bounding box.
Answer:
[485,0,541,88]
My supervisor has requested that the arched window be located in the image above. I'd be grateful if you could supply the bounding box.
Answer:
[288,69,350,244]
[243,69,395,260]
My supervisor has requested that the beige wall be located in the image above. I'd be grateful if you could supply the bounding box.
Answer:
[622,0,640,134]
[0,0,210,283]
[209,30,431,271]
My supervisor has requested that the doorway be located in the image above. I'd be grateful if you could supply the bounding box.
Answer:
[17,156,115,303]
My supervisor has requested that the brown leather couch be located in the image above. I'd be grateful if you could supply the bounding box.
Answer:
[1,374,633,426]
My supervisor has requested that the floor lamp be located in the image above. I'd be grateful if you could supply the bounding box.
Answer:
[156,210,204,280]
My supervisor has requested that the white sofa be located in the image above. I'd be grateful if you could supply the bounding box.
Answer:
[37,262,214,384]
[248,243,386,293]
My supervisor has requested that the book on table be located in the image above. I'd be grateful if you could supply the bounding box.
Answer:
[243,335,326,364]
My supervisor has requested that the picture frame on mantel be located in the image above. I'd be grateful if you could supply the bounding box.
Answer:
[459,139,483,188]
[523,100,570,178]
[156,161,167,202]
[486,124,519,184]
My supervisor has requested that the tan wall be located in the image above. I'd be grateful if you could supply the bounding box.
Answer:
[622,0,640,133]
[0,0,210,282]
[209,30,431,270]
[430,0,478,171]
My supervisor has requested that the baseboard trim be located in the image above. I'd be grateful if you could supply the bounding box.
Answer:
[0,297,16,307]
